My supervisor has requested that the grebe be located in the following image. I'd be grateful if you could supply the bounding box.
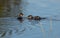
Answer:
[17,13,24,22]
[34,16,41,21]
[34,16,46,21]
[27,15,33,20]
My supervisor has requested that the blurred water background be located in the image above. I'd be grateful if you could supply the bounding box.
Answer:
[0,0,60,38]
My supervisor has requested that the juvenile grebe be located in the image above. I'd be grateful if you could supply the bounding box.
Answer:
[34,16,42,21]
[34,16,46,21]
[27,15,33,20]
[18,13,24,17]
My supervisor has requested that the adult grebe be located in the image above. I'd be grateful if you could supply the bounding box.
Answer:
[17,13,24,22]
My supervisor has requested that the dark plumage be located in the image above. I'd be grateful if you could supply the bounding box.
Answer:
[17,17,23,23]
[17,13,24,22]
[27,15,33,20]
[34,16,41,21]
[17,13,46,22]
[34,16,46,21]
[17,17,23,20]
[18,13,24,17]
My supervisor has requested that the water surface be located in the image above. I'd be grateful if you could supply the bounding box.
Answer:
[0,0,60,38]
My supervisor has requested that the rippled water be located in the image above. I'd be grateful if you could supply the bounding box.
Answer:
[0,0,60,38]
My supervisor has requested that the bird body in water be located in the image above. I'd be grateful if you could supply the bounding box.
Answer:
[27,15,33,20]
[34,16,46,21]
[27,15,46,21]
[34,16,41,21]
[17,13,24,23]
[17,13,46,23]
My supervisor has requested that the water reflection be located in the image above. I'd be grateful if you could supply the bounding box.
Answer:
[0,17,26,38]
[0,0,27,37]
[1,31,7,37]
[0,0,60,38]
[0,0,24,17]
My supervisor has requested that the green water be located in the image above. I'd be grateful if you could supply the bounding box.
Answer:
[0,0,22,17]
[0,0,5,17]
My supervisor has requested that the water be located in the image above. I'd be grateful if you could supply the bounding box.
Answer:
[0,0,60,38]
